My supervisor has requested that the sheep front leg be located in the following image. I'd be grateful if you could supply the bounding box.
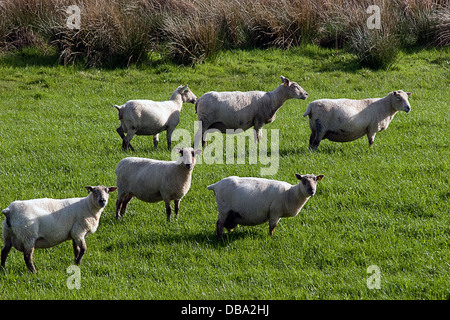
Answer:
[174,199,180,220]
[73,238,87,265]
[72,239,80,262]
[165,200,172,222]
[269,217,281,236]
[253,124,263,143]
[166,128,174,150]
[367,132,376,148]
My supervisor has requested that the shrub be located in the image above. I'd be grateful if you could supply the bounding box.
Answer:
[0,0,446,68]
[347,26,400,69]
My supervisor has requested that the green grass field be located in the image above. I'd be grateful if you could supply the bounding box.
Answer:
[0,45,448,299]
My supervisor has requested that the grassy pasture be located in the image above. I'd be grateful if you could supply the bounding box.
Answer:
[0,45,448,299]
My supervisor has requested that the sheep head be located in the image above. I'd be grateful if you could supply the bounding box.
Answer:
[391,90,412,113]
[294,174,324,197]
[178,85,197,104]
[86,185,117,208]
[176,147,202,170]
[280,76,308,100]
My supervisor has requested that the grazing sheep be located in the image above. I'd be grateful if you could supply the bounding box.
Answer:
[115,147,202,222]
[207,174,324,239]
[303,90,412,150]
[115,85,197,151]
[1,186,117,273]
[194,76,308,147]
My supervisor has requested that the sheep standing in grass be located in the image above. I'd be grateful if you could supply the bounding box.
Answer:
[1,185,117,273]
[115,147,202,222]
[115,85,197,151]
[194,76,308,147]
[303,90,412,150]
[207,174,324,239]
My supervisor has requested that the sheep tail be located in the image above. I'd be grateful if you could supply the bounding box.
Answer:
[114,104,124,120]
[303,104,312,117]
[2,208,11,228]
[194,101,199,114]
[206,184,216,191]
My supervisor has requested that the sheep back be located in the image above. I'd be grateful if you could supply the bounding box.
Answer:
[208,176,291,226]
[304,98,382,142]
[115,157,192,203]
[197,91,267,131]
[120,100,180,135]
[3,197,91,249]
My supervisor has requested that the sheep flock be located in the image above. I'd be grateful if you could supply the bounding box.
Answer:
[1,76,412,273]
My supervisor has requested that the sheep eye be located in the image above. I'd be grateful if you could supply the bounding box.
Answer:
[191,151,195,157]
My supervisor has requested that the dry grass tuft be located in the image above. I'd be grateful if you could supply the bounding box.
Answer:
[0,0,447,67]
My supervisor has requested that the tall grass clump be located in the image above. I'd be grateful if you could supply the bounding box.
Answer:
[162,0,225,65]
[434,5,450,47]
[0,0,165,67]
[0,0,447,67]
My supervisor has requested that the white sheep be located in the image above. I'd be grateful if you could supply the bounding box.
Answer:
[207,174,324,239]
[303,90,412,150]
[115,85,197,151]
[194,76,308,147]
[115,147,202,222]
[1,185,117,273]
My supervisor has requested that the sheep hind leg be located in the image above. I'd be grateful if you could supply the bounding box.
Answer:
[1,238,12,268]
[194,123,207,149]
[116,193,133,219]
[309,119,325,150]
[23,247,36,273]
[309,125,317,148]
[122,130,136,151]
[216,220,225,240]
[153,134,159,149]
[117,127,135,151]
[115,195,124,219]
[224,210,240,232]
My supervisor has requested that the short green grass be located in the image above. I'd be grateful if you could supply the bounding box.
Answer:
[0,45,449,299]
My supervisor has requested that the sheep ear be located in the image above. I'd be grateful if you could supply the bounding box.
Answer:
[194,149,202,155]
[316,175,324,181]
[85,186,94,193]
[107,187,117,193]
[295,173,303,180]
[407,92,412,96]
[281,76,290,86]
